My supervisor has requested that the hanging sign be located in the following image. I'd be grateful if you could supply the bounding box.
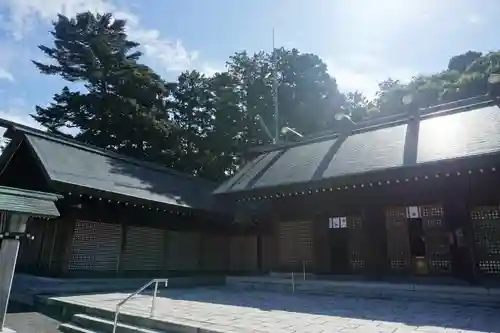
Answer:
[340,217,347,228]
[406,206,421,219]
[329,217,347,229]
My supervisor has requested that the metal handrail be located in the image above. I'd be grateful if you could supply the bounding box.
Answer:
[112,278,168,333]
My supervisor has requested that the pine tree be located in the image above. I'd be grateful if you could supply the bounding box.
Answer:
[33,12,174,164]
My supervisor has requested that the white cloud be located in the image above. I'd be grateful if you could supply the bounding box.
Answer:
[0,68,13,81]
[0,0,198,73]
[325,55,416,98]
[200,64,225,77]
[0,108,43,130]
[0,105,80,136]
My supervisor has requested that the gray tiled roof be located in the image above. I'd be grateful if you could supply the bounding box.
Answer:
[324,124,407,178]
[19,131,215,211]
[215,101,500,195]
[417,105,500,163]
[0,186,61,217]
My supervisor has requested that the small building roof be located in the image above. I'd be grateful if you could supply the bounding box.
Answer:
[215,97,500,196]
[2,123,218,212]
[0,186,61,217]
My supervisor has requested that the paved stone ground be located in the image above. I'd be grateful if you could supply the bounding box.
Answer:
[5,301,61,333]
[52,288,500,333]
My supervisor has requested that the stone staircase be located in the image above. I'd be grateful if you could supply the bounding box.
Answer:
[46,293,227,333]
[59,313,166,333]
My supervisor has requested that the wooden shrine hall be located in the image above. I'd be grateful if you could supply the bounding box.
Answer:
[0,122,258,278]
[214,95,500,282]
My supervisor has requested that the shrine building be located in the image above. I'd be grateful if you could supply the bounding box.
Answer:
[214,94,500,282]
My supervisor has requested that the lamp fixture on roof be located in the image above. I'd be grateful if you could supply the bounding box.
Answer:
[402,94,413,105]
[488,74,500,98]
[334,112,356,126]
[281,126,303,138]
[255,114,274,142]
[488,74,500,85]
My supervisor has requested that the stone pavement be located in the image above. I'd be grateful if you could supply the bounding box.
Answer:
[51,288,500,333]
[5,301,61,333]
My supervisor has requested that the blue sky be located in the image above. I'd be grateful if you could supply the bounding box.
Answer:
[0,0,497,130]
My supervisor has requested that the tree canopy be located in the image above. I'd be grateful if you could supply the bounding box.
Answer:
[33,12,175,166]
[32,11,500,181]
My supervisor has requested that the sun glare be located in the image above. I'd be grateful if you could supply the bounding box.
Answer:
[344,0,438,33]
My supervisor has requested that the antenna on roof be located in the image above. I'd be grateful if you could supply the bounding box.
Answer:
[255,114,274,142]
[272,28,279,144]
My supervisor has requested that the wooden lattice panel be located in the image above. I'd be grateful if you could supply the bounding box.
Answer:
[423,218,444,229]
[386,208,411,272]
[471,206,500,276]
[348,216,363,229]
[347,215,365,273]
[420,205,449,275]
[278,220,314,270]
[122,226,165,271]
[474,221,500,255]
[421,205,444,217]
[471,206,500,220]
[479,260,500,275]
[350,260,365,271]
[430,260,451,273]
[390,259,410,271]
[68,221,122,271]
[386,208,407,219]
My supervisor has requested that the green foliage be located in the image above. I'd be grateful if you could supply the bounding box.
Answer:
[32,12,174,166]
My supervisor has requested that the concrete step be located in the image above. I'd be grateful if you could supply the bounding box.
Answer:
[45,297,224,333]
[72,314,164,333]
[59,322,99,333]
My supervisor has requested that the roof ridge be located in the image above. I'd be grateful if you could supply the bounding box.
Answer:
[0,120,216,187]
[250,95,496,154]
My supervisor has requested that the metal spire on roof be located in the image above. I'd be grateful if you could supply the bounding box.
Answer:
[272,28,279,144]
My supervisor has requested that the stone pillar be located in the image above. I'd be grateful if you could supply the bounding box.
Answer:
[0,214,29,332]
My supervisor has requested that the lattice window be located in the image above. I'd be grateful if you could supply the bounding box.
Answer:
[350,260,365,270]
[471,206,500,220]
[424,218,443,228]
[390,260,409,269]
[479,261,500,275]
[348,216,363,229]
[386,209,406,218]
[430,260,451,272]
[422,206,444,217]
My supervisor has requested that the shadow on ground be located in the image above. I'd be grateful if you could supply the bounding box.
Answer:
[5,301,61,333]
[160,287,499,332]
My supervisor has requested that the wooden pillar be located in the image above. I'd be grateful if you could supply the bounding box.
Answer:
[362,205,387,278]
[59,218,76,276]
[47,220,58,274]
[313,215,330,274]
[256,233,262,273]
[162,229,169,276]
[261,217,278,273]
[198,232,204,274]
[116,222,128,277]
[36,220,48,273]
